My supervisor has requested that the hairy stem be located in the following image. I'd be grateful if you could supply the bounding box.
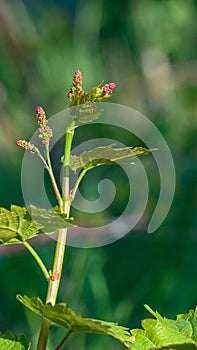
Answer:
[36,229,68,350]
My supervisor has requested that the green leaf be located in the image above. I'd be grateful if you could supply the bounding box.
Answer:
[127,306,197,350]
[175,319,193,338]
[70,144,154,173]
[130,328,156,349]
[140,318,194,348]
[16,295,132,347]
[0,205,40,244]
[0,330,30,350]
[0,205,75,245]
[154,345,197,350]
[177,308,197,342]
[28,205,76,233]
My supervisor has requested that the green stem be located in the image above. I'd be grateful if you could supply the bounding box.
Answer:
[71,168,88,202]
[62,121,75,213]
[36,149,49,169]
[46,228,68,303]
[36,319,50,350]
[45,144,63,210]
[55,330,72,350]
[36,229,68,350]
[36,121,75,350]
[23,241,49,280]
[36,146,63,209]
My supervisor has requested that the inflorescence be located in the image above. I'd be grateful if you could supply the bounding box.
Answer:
[16,69,116,153]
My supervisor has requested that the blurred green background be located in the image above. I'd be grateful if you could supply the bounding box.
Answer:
[0,0,197,349]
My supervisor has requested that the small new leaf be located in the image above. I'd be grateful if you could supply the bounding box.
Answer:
[28,205,76,233]
[72,102,102,124]
[0,330,30,350]
[70,144,154,173]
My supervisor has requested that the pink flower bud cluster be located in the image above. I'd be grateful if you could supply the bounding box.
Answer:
[35,106,47,126]
[67,70,116,106]
[39,125,53,145]
[35,106,53,145]
[68,69,84,100]
[73,69,82,83]
[16,140,39,154]
[102,83,116,94]
[90,82,116,102]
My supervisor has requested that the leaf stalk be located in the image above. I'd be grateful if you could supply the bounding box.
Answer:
[23,241,50,281]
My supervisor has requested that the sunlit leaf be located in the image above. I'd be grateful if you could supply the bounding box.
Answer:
[0,205,75,245]
[176,309,197,342]
[154,344,197,350]
[70,144,154,173]
[127,306,197,350]
[140,317,194,347]
[0,205,40,244]
[0,330,30,350]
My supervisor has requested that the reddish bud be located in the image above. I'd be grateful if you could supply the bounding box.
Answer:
[74,69,82,83]
[68,92,73,99]
[16,140,39,154]
[36,106,45,115]
[109,83,116,89]
[102,83,116,94]
[16,140,26,147]
[50,272,59,281]
[67,70,84,102]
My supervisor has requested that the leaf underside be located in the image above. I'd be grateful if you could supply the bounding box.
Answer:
[70,144,154,173]
[0,205,75,245]
[28,205,76,233]
[72,102,102,123]
[16,295,132,347]
[0,330,30,350]
[17,295,197,349]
